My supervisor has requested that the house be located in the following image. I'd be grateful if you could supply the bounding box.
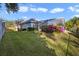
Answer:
[16,18,41,31]
[0,19,5,40]
[41,18,65,32]
[20,18,38,29]
[42,18,65,26]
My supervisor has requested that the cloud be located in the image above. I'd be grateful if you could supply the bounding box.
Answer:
[68,6,75,11]
[23,16,28,19]
[68,5,79,12]
[50,8,64,13]
[73,14,79,17]
[19,6,48,13]
[30,8,37,12]
[76,9,79,12]
[21,16,29,20]
[37,8,48,12]
[19,6,29,12]
[30,7,48,12]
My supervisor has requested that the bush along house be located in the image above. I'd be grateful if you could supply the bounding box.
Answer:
[41,18,65,33]
[0,19,5,40]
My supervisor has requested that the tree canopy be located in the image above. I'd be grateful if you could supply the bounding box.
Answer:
[5,3,19,13]
[0,3,19,13]
[65,17,79,30]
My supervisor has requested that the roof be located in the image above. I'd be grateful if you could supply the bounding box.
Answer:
[20,18,39,25]
[17,18,65,25]
[44,19,55,22]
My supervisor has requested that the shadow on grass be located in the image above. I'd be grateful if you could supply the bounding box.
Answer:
[68,32,79,48]
[69,32,79,39]
[44,33,57,41]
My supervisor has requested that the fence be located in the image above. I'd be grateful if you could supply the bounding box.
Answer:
[0,20,5,40]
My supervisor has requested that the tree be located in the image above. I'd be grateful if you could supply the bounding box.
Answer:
[65,17,79,31]
[5,3,19,13]
[65,20,73,30]
[0,3,19,13]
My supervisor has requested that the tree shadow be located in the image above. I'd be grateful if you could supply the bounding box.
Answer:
[69,32,79,39]
[68,32,79,48]
[44,33,57,41]
[70,40,79,48]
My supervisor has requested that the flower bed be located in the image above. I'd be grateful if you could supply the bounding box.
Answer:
[41,25,65,33]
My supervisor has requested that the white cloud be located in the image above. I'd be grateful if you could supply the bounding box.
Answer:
[37,8,48,12]
[50,8,64,13]
[30,8,37,12]
[19,6,48,13]
[30,7,48,12]
[21,16,29,21]
[73,14,79,17]
[68,6,75,11]
[23,16,28,19]
[76,9,79,12]
[68,5,79,12]
[19,6,29,12]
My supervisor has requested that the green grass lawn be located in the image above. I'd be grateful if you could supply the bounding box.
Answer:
[0,30,55,56]
[0,30,79,56]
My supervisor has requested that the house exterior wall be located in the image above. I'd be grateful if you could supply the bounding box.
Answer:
[21,23,30,29]
[21,22,37,29]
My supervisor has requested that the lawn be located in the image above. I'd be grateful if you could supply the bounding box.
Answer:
[0,30,55,56]
[0,30,79,56]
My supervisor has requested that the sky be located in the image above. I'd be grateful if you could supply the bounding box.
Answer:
[0,3,79,21]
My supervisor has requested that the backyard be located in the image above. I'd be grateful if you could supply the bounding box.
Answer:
[0,30,79,56]
[0,30,54,56]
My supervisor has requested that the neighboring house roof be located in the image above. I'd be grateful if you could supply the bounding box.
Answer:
[43,19,55,22]
[41,19,55,24]
[42,18,65,25]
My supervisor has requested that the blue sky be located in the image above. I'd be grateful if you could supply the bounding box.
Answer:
[0,3,79,21]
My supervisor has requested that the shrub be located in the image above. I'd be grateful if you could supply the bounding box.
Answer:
[41,25,56,33]
[47,25,56,33]
[27,27,35,31]
[21,29,27,31]
[41,25,65,33]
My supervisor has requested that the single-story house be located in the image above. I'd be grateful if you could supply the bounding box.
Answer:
[0,19,5,40]
[41,18,65,32]
[21,18,38,29]
[42,18,65,26]
[15,18,42,31]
